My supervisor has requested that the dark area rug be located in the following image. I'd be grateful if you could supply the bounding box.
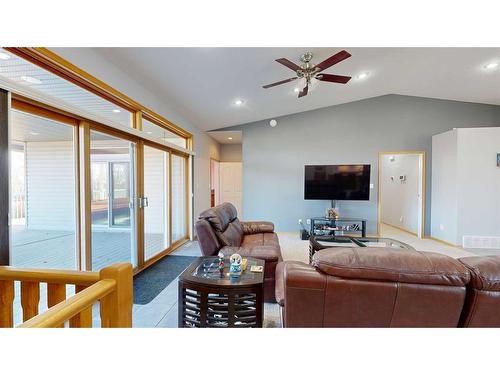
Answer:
[133,255,198,305]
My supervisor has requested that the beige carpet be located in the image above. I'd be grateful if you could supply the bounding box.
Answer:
[276,224,476,262]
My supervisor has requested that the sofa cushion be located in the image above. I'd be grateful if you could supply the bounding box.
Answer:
[218,219,243,247]
[312,247,470,287]
[199,202,238,232]
[459,256,500,291]
[241,221,275,235]
[199,203,243,247]
[220,245,281,262]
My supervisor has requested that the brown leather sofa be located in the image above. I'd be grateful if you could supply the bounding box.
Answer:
[459,256,500,327]
[195,202,282,302]
[276,247,475,327]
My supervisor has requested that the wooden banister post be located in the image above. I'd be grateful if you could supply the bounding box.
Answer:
[21,281,40,322]
[99,263,133,328]
[0,280,14,328]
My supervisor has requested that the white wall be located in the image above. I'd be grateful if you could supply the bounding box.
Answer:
[431,130,459,244]
[26,141,76,231]
[431,127,500,245]
[380,154,420,234]
[457,128,500,240]
[50,48,221,221]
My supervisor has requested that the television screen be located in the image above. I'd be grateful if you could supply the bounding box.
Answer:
[304,164,371,200]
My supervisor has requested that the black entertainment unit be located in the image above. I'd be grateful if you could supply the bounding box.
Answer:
[309,217,367,238]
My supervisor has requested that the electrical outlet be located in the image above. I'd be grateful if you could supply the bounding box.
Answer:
[370,183,374,189]
[298,219,303,225]
[440,224,445,231]
[306,219,311,225]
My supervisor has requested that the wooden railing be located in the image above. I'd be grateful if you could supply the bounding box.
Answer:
[0,263,132,328]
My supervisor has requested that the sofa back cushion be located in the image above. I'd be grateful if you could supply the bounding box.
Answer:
[198,202,243,247]
[312,247,470,287]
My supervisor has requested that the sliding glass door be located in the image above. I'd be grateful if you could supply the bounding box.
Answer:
[90,130,137,270]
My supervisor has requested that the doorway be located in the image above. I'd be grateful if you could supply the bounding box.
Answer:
[378,151,425,238]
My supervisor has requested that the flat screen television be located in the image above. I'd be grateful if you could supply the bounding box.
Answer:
[304,164,371,200]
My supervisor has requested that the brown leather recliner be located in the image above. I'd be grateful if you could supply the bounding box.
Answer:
[195,202,282,302]
[276,247,471,327]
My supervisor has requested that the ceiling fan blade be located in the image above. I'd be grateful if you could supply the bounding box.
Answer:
[275,58,301,71]
[262,76,298,89]
[315,50,351,72]
[298,84,308,98]
[316,73,352,84]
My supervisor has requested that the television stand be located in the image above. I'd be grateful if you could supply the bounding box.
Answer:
[309,217,367,237]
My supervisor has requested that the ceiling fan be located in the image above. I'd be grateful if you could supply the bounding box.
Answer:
[263,50,352,98]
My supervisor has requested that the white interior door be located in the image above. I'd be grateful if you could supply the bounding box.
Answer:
[219,162,243,217]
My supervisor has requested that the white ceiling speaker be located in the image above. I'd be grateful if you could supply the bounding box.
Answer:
[269,119,278,127]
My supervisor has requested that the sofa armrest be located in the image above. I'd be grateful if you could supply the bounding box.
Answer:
[276,261,327,327]
[241,221,275,235]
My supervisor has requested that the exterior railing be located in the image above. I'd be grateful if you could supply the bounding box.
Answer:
[0,263,132,328]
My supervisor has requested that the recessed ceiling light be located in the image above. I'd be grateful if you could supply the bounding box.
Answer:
[269,119,278,127]
[29,132,40,136]
[146,131,152,135]
[112,109,121,113]
[294,88,300,93]
[356,72,369,80]
[20,76,42,84]
[228,137,233,140]
[484,62,499,70]
[234,99,243,106]
[0,52,10,60]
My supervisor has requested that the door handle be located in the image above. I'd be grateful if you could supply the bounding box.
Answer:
[138,197,149,208]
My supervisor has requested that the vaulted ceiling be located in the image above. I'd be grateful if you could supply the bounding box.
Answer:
[90,48,500,131]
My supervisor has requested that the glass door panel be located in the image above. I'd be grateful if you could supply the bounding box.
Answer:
[144,146,169,261]
[91,162,109,226]
[111,162,131,227]
[9,110,77,269]
[90,130,137,270]
[171,154,187,243]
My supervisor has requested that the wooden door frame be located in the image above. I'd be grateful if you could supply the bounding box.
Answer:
[209,158,220,207]
[377,151,426,238]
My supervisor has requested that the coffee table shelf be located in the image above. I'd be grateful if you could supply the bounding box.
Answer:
[178,256,265,328]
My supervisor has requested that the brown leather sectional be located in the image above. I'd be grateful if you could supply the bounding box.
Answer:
[195,202,282,302]
[276,247,500,327]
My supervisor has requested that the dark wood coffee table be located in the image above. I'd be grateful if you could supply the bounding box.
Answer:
[178,256,265,328]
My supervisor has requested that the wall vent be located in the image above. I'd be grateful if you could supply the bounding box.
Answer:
[463,235,500,249]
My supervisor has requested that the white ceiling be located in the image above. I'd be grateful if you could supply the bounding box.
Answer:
[92,48,500,131]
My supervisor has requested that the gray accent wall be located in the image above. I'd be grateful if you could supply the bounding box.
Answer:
[220,144,242,162]
[224,95,500,234]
